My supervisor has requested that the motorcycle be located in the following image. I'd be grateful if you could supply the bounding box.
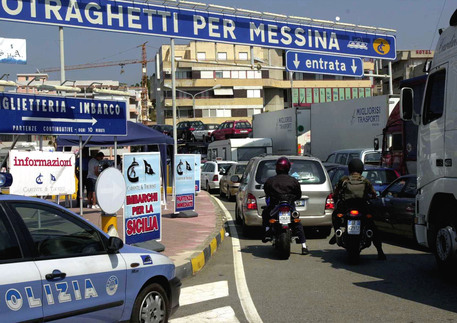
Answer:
[334,200,374,263]
[264,200,301,260]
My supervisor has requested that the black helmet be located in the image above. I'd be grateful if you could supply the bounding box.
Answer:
[348,158,364,174]
[276,157,291,174]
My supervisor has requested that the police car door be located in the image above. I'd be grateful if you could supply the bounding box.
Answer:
[9,201,127,322]
[0,206,43,322]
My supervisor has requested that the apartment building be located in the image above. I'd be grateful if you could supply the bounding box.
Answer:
[153,41,376,124]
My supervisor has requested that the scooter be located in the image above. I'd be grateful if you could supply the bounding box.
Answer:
[334,200,373,263]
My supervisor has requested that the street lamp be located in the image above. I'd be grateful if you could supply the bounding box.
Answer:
[164,84,221,118]
[0,74,18,87]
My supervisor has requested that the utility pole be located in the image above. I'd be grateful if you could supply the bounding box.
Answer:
[141,42,149,124]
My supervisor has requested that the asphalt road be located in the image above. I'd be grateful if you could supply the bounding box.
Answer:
[171,196,457,323]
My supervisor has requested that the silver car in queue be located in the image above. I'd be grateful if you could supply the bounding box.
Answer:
[234,155,334,237]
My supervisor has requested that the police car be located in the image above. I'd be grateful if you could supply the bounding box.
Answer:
[0,174,180,322]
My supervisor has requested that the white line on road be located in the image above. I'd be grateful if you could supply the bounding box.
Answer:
[213,198,263,323]
[169,306,239,323]
[179,281,229,306]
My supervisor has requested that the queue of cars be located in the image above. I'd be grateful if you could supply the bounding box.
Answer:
[204,149,417,245]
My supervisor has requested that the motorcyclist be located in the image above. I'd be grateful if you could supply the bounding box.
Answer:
[261,157,309,255]
[329,158,386,260]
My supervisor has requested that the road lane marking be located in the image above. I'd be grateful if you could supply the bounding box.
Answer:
[169,306,239,322]
[213,197,263,323]
[179,281,229,306]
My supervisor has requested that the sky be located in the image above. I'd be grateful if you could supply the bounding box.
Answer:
[0,0,455,86]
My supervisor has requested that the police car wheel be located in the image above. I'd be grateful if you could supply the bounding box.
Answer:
[131,283,169,323]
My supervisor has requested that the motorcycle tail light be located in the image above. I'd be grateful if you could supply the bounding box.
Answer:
[366,214,373,219]
[350,210,359,216]
[269,219,277,224]
[325,194,334,210]
[246,193,257,210]
[337,213,344,218]
[279,206,290,213]
[213,175,218,181]
[293,219,301,223]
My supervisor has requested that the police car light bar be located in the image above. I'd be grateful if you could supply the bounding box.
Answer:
[0,173,13,188]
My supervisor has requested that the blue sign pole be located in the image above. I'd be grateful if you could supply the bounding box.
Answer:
[286,51,364,77]
[0,0,396,60]
[0,92,127,136]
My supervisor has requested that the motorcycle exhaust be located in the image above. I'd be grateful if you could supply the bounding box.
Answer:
[335,229,343,238]
[292,211,300,219]
[366,229,373,239]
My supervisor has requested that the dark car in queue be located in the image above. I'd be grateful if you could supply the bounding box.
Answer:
[150,124,173,137]
[0,174,180,322]
[177,120,204,142]
[327,165,400,195]
[369,175,418,241]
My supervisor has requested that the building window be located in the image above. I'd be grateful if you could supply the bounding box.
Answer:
[202,109,217,117]
[247,71,255,79]
[247,89,261,98]
[197,52,206,60]
[239,71,247,79]
[215,71,223,79]
[223,71,231,78]
[201,71,214,79]
[232,71,239,79]
[176,71,191,79]
[217,52,227,60]
[239,52,248,60]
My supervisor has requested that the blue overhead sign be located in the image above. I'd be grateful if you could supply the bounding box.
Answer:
[286,51,364,77]
[0,0,396,60]
[0,92,127,136]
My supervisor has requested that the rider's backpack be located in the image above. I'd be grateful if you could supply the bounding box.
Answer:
[340,177,367,200]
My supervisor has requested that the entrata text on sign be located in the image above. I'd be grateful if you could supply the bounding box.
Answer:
[0,92,127,136]
[286,51,364,77]
[0,0,396,60]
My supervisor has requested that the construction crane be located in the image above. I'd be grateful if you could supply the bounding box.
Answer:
[39,58,155,73]
[40,43,153,123]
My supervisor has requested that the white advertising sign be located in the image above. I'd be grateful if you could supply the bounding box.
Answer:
[9,151,75,196]
[0,38,26,64]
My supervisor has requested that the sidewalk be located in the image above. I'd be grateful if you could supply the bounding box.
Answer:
[69,190,227,280]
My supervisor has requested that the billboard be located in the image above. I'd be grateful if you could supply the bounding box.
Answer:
[9,150,75,196]
[123,152,162,244]
[0,37,26,64]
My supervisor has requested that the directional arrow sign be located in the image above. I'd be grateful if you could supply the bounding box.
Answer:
[0,92,127,136]
[286,51,364,77]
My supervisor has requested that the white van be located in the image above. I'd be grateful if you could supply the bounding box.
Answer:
[207,138,272,162]
[324,148,381,166]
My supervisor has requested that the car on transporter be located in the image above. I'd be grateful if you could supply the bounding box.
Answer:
[234,155,334,237]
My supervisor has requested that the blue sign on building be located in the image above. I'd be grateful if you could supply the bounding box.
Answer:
[286,51,364,77]
[0,0,396,60]
[0,92,127,136]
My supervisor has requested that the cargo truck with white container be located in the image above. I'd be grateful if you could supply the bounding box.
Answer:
[400,9,457,271]
[310,95,395,161]
[252,107,310,156]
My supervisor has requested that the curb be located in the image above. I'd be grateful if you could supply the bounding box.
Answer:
[174,195,227,280]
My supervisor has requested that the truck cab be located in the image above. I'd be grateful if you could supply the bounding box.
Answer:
[401,10,457,270]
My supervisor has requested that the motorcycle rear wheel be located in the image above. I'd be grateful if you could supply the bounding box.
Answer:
[276,230,291,260]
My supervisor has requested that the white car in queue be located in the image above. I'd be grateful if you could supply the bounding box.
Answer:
[0,173,180,322]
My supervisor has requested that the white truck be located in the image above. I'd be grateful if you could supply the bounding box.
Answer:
[207,138,273,162]
[310,95,395,161]
[252,107,310,156]
[400,10,457,270]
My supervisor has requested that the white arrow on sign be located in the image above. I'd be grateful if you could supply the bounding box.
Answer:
[294,54,300,69]
[22,117,98,126]
[351,59,358,74]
